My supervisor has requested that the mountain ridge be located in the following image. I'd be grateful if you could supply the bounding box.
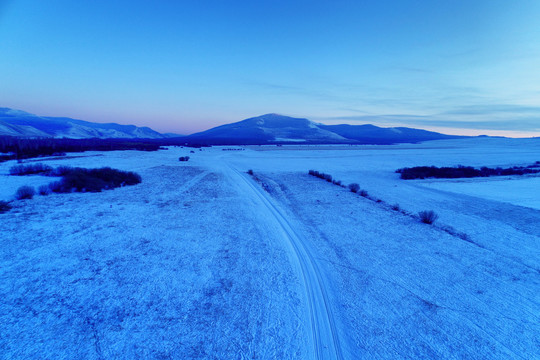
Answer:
[1,108,468,144]
[0,107,175,139]
[185,113,466,144]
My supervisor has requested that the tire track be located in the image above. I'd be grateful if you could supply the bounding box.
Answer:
[178,170,211,193]
[227,166,344,360]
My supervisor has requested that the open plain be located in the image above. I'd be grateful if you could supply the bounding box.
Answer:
[1,138,539,359]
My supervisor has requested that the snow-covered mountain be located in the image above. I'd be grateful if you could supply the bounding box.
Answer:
[186,113,464,144]
[0,107,172,139]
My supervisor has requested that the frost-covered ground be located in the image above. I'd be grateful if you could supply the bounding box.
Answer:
[0,138,538,359]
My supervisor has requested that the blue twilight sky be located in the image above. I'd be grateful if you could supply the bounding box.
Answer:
[1,0,540,136]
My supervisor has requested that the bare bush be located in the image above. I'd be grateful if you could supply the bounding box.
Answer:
[419,210,439,224]
[10,163,53,176]
[38,184,51,195]
[348,183,360,193]
[0,201,12,213]
[15,186,35,200]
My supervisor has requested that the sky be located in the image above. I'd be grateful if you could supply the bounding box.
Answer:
[1,0,540,137]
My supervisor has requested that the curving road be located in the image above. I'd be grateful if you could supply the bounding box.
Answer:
[225,164,344,359]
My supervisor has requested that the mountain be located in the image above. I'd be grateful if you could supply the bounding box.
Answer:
[0,107,173,139]
[1,108,466,143]
[184,113,464,144]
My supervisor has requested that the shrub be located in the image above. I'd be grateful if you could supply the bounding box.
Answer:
[50,166,74,176]
[419,210,439,224]
[332,180,342,186]
[391,203,400,211]
[9,163,53,176]
[348,183,360,193]
[323,174,332,182]
[359,189,369,197]
[308,170,315,176]
[38,184,51,195]
[49,167,142,193]
[15,186,35,200]
[247,169,254,175]
[397,163,540,180]
[0,201,12,213]
[48,181,63,193]
[179,156,190,162]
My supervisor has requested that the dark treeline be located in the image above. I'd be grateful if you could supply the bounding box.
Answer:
[397,163,540,180]
[0,136,162,161]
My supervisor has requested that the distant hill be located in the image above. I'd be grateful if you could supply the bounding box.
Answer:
[0,107,176,139]
[184,113,465,144]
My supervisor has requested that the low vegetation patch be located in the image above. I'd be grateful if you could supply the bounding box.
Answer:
[48,167,142,193]
[396,162,540,180]
[15,186,36,200]
[178,156,190,161]
[38,185,51,195]
[10,163,53,175]
[308,170,335,183]
[0,200,12,213]
[307,169,470,241]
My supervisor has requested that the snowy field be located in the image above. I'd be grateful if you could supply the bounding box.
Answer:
[0,138,539,359]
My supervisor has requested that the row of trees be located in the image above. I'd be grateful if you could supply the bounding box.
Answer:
[0,136,161,161]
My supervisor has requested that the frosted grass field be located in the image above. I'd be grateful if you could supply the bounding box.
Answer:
[1,138,539,359]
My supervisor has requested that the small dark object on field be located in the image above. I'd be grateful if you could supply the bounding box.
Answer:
[348,183,360,193]
[190,150,195,153]
[419,210,439,224]
[359,189,369,197]
[15,186,36,200]
[179,156,190,162]
[0,201,12,213]
[247,169,254,175]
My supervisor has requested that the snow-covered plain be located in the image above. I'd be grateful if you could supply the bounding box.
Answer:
[0,138,538,359]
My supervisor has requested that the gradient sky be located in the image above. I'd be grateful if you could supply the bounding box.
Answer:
[1,0,540,136]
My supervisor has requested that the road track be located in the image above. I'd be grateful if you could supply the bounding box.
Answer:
[226,165,344,359]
